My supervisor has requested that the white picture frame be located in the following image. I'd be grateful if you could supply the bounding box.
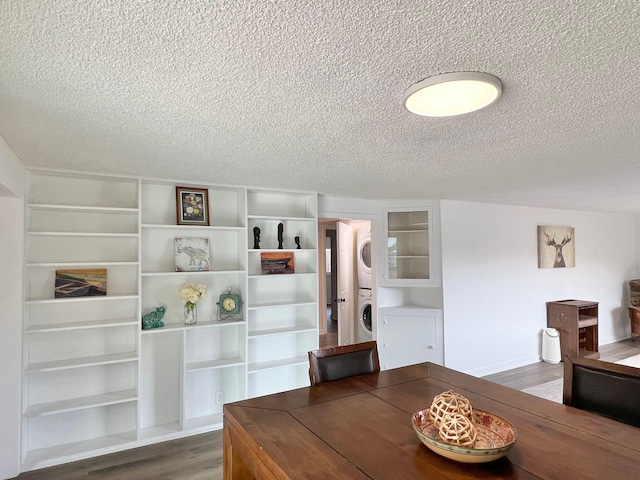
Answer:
[175,237,211,271]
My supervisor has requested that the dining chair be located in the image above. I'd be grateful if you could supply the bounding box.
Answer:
[308,341,380,386]
[563,354,640,427]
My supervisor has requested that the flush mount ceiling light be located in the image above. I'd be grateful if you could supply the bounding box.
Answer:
[403,72,502,117]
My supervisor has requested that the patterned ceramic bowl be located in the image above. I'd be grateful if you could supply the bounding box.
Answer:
[412,409,518,463]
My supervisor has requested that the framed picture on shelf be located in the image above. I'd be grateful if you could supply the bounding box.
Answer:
[176,186,210,226]
[175,237,211,271]
[55,269,107,298]
[261,252,295,275]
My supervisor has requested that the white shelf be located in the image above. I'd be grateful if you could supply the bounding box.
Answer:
[248,272,316,279]
[26,294,139,305]
[249,248,315,253]
[248,356,308,372]
[25,352,138,373]
[142,269,244,277]
[183,414,223,432]
[141,223,244,231]
[137,422,182,440]
[25,317,138,333]
[28,232,139,238]
[248,325,316,338]
[24,390,138,417]
[185,357,245,372]
[247,214,315,221]
[141,319,245,334]
[22,430,138,471]
[247,299,317,310]
[388,228,428,233]
[27,203,138,214]
[26,262,139,268]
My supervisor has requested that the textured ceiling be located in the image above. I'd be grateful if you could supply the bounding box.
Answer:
[1,1,640,213]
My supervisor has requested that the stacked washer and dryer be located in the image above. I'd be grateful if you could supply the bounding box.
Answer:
[356,227,373,342]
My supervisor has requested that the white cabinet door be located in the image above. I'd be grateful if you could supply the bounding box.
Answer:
[378,306,443,369]
[377,202,440,287]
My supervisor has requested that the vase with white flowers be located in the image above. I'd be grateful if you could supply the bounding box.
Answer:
[180,283,207,325]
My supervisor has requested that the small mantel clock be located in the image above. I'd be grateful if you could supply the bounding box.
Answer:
[216,286,243,321]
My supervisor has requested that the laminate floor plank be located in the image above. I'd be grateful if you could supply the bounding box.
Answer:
[16,432,222,480]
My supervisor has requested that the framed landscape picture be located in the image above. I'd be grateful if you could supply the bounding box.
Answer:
[176,186,210,226]
[55,269,107,298]
[261,252,295,274]
[175,237,211,271]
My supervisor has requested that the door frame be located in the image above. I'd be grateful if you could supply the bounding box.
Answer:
[318,218,375,343]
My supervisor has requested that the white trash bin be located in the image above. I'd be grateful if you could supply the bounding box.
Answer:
[542,328,561,364]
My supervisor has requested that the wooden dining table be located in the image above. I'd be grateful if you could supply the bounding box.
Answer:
[223,362,640,479]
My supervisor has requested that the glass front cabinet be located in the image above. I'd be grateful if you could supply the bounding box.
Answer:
[377,203,439,287]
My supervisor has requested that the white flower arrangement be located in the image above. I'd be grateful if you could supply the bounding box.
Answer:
[180,283,207,306]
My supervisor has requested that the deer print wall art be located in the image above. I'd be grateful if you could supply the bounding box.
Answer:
[537,226,575,268]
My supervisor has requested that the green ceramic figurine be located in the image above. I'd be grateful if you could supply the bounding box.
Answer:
[142,306,166,330]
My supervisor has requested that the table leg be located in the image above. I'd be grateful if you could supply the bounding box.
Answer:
[223,422,255,480]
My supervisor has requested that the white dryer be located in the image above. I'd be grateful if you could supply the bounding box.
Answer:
[356,227,372,289]
[357,288,373,342]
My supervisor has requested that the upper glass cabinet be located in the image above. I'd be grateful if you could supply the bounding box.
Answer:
[378,205,439,287]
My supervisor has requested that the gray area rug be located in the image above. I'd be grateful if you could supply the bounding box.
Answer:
[521,353,640,404]
[521,378,563,403]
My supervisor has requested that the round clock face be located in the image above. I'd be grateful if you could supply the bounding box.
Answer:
[222,296,236,312]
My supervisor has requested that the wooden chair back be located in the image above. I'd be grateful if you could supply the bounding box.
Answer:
[308,341,380,386]
[563,354,640,427]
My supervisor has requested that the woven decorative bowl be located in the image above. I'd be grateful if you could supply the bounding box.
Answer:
[412,408,517,463]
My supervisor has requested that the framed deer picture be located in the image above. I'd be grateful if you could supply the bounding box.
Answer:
[537,225,575,268]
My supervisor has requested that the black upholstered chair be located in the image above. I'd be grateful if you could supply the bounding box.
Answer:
[308,341,380,386]
[563,354,640,427]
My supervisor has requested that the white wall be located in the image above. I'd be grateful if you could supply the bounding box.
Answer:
[0,140,24,479]
[0,136,24,198]
[635,214,640,275]
[440,200,636,377]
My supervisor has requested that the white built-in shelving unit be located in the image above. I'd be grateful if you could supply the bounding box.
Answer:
[246,189,318,397]
[23,172,140,469]
[138,179,248,441]
[22,170,318,471]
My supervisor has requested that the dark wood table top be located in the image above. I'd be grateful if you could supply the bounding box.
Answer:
[223,363,640,479]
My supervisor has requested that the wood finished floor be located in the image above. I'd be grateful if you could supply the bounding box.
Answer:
[16,339,639,480]
[319,315,338,349]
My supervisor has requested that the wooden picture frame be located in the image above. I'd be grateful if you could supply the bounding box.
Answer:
[537,225,575,268]
[261,252,295,274]
[176,186,210,226]
[55,269,107,298]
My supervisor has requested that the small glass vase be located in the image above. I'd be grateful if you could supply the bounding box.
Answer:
[184,301,197,325]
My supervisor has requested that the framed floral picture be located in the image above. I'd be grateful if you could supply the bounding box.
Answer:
[176,186,210,226]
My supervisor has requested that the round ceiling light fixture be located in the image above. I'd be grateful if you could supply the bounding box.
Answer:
[403,72,502,117]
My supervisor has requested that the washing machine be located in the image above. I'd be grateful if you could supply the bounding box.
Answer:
[356,227,372,289]
[357,288,373,342]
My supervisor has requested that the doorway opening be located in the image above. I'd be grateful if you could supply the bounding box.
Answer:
[318,219,372,349]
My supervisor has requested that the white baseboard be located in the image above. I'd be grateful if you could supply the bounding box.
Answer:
[464,354,542,378]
